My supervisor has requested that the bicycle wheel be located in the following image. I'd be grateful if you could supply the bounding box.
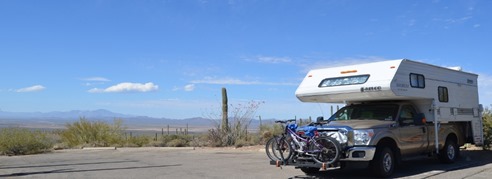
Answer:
[265,136,293,162]
[265,137,280,161]
[311,136,341,164]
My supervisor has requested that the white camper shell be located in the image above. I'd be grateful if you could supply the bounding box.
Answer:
[295,59,483,145]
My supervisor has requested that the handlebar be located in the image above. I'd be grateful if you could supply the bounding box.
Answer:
[274,119,296,124]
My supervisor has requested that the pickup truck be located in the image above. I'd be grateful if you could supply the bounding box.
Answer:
[292,101,465,177]
[287,59,483,177]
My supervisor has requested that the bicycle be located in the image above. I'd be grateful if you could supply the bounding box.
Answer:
[265,119,341,166]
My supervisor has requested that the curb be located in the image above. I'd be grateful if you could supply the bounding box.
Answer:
[82,147,117,150]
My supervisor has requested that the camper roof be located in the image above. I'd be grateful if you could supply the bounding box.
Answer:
[295,59,478,103]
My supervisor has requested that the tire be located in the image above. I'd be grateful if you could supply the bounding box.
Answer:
[439,138,459,163]
[265,136,292,162]
[311,136,341,165]
[300,167,320,175]
[265,137,280,161]
[370,146,395,178]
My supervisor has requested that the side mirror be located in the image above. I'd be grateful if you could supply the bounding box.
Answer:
[316,116,324,123]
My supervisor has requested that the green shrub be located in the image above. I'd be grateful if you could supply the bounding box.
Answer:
[167,138,188,147]
[483,109,492,150]
[160,134,192,147]
[0,128,53,156]
[127,135,151,147]
[60,118,125,148]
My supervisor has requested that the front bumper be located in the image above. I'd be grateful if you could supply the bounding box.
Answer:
[340,146,376,161]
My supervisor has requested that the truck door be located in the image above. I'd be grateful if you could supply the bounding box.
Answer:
[398,105,428,155]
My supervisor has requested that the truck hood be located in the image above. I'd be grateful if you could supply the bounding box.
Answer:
[325,120,395,129]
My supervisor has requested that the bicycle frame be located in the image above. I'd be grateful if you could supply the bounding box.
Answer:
[285,126,325,156]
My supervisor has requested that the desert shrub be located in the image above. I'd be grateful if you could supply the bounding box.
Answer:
[167,138,188,147]
[258,123,284,144]
[126,135,151,147]
[483,108,492,150]
[0,128,53,155]
[206,100,263,147]
[60,118,125,148]
[160,134,192,147]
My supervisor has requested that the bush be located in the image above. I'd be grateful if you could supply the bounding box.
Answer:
[160,135,191,147]
[60,118,125,148]
[206,100,263,147]
[483,109,492,150]
[127,135,151,147]
[258,123,284,144]
[167,138,188,147]
[0,128,53,156]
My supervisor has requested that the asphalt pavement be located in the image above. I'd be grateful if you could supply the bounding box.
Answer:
[1,147,491,179]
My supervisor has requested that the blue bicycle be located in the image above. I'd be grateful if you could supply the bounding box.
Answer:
[265,119,341,166]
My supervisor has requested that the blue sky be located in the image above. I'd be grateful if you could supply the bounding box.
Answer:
[1,0,491,119]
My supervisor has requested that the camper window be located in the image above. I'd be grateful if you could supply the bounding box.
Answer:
[318,75,370,87]
[438,86,449,102]
[410,73,425,88]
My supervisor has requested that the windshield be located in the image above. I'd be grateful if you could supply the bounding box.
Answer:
[329,104,399,121]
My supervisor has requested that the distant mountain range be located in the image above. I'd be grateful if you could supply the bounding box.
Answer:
[0,109,276,132]
[0,109,133,119]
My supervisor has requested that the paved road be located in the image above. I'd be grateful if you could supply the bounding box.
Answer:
[1,147,491,179]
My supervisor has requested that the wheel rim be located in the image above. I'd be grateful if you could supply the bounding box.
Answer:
[447,144,455,160]
[383,153,392,172]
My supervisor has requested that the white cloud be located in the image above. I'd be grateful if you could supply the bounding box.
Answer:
[256,56,291,63]
[82,77,110,82]
[191,76,296,86]
[89,82,158,93]
[16,85,46,93]
[302,56,392,72]
[191,77,259,85]
[184,84,195,91]
[244,56,292,64]
[445,16,472,24]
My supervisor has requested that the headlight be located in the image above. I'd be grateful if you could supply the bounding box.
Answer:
[354,129,374,145]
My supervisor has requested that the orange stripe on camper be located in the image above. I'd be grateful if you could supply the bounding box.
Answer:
[340,70,357,74]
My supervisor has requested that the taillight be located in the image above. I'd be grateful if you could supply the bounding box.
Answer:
[297,131,305,136]
[314,131,319,137]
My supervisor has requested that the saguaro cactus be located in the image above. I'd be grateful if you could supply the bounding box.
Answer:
[221,87,229,133]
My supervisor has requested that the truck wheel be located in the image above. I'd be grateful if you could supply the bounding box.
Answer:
[300,167,320,175]
[370,146,395,178]
[439,138,459,163]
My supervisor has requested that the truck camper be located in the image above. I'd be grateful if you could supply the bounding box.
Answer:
[274,59,483,177]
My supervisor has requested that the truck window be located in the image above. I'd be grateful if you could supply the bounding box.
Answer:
[399,105,418,126]
[329,104,398,121]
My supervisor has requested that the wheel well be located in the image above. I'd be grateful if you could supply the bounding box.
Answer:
[376,138,401,164]
[446,133,458,144]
